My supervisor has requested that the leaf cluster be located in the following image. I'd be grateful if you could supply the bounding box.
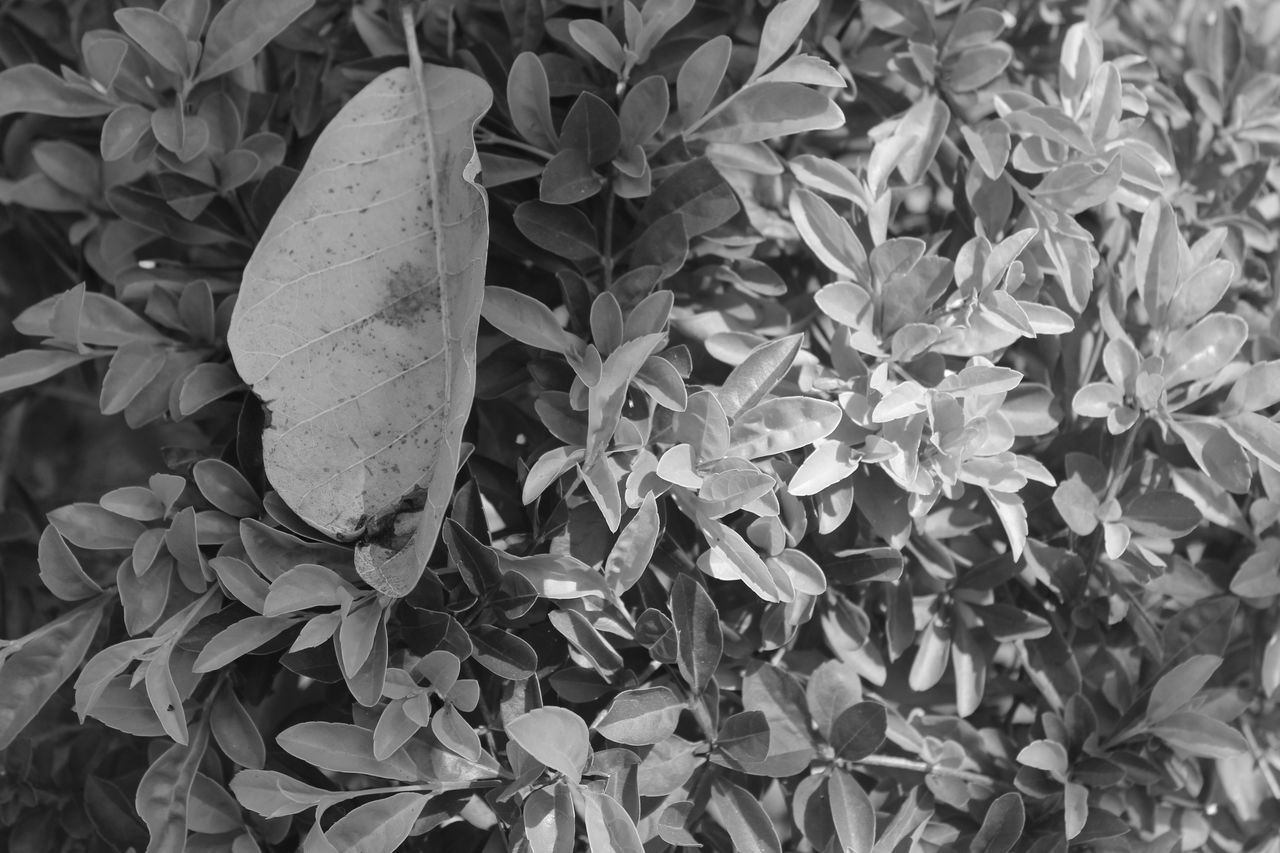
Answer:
[1,1,1280,852]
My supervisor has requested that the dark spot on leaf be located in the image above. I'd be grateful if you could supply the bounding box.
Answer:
[380,261,438,328]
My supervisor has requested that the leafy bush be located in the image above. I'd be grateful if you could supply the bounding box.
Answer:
[2,0,1280,850]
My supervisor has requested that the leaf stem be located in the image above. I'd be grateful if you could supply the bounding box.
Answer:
[1078,414,1144,596]
[853,753,1001,787]
[401,5,423,79]
[475,130,554,160]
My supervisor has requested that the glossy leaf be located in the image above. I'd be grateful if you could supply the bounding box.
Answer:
[727,397,842,459]
[276,722,418,780]
[324,792,427,852]
[670,575,723,692]
[506,707,591,783]
[829,768,874,853]
[1162,313,1248,387]
[596,686,683,745]
[524,781,574,853]
[582,789,644,853]
[708,777,781,853]
[230,770,334,818]
[791,188,867,281]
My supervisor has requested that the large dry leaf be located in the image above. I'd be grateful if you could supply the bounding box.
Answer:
[228,50,491,596]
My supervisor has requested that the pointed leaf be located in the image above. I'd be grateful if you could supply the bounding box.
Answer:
[718,333,803,418]
[728,397,841,459]
[670,575,723,692]
[829,768,875,853]
[1162,313,1247,387]
[752,0,820,79]
[198,0,314,80]
[708,777,781,853]
[582,789,644,853]
[0,597,109,748]
[791,188,868,281]
[1150,711,1248,759]
[1136,200,1182,324]
[136,725,208,853]
[1147,655,1221,723]
[970,792,1024,853]
[277,722,418,780]
[695,83,843,144]
[0,349,96,395]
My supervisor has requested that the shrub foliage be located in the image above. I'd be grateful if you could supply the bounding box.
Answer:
[1,0,1279,851]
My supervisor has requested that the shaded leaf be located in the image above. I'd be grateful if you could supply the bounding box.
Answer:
[198,0,314,81]
[970,792,1024,853]
[136,724,208,853]
[708,777,781,853]
[714,710,771,765]
[1150,712,1247,759]
[37,525,102,600]
[0,596,109,748]
[1122,491,1201,538]
[829,701,886,761]
[1147,655,1221,723]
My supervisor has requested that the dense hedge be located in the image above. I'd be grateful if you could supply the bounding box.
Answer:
[1,0,1279,851]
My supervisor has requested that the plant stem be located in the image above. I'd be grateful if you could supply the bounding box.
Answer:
[1242,718,1280,800]
[401,6,422,75]
[0,399,29,511]
[601,183,617,290]
[1077,415,1144,597]
[475,131,554,160]
[854,753,1000,787]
